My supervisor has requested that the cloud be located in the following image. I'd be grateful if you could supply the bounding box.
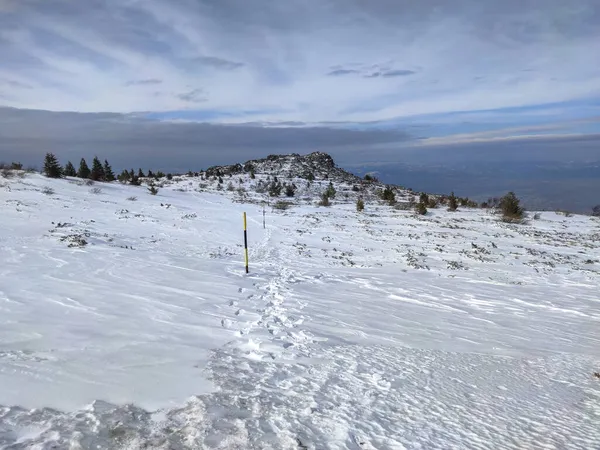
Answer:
[0,0,598,126]
[125,79,163,86]
[328,69,360,76]
[193,56,244,70]
[381,69,415,78]
[177,88,207,103]
[0,106,411,171]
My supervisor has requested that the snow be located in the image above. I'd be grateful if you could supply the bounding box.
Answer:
[1,171,599,449]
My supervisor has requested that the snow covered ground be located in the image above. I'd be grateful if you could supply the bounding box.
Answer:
[1,170,599,449]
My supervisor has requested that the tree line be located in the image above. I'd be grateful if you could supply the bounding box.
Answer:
[44,153,116,182]
[43,153,168,185]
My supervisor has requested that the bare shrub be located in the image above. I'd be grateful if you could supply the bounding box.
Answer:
[42,187,55,195]
[126,196,138,201]
[356,197,365,212]
[89,187,103,195]
[273,200,293,210]
[85,179,95,186]
[318,193,331,207]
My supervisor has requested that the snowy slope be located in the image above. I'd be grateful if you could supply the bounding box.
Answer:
[0,168,599,449]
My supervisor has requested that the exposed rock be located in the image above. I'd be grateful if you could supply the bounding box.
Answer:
[204,152,360,184]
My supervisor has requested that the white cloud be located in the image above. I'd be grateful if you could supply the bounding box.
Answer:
[0,0,599,123]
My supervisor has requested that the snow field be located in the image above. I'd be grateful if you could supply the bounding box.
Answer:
[0,171,599,449]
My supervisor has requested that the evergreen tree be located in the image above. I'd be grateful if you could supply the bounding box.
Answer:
[448,192,458,211]
[138,168,145,178]
[90,156,105,181]
[130,169,135,179]
[63,161,77,177]
[419,192,429,205]
[103,160,116,182]
[77,158,91,179]
[43,153,62,178]
[381,186,395,204]
[325,182,336,199]
[147,170,154,178]
[285,184,296,197]
[415,202,428,215]
[117,169,130,183]
[500,192,525,222]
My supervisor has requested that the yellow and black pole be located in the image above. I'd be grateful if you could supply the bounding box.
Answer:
[243,212,249,273]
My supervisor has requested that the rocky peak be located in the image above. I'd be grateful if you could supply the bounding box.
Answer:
[205,152,358,183]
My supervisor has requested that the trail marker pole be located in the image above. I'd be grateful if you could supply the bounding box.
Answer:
[243,212,249,274]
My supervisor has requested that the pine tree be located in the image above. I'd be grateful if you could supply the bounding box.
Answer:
[117,169,130,183]
[147,170,154,178]
[415,202,428,215]
[138,168,145,178]
[103,160,116,182]
[77,158,91,179]
[43,153,62,178]
[63,161,77,177]
[90,156,105,181]
[325,182,336,199]
[381,186,395,204]
[500,192,525,222]
[448,192,458,211]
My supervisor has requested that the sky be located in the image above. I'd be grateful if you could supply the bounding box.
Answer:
[0,0,599,168]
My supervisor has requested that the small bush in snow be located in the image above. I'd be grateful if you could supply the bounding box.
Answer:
[89,187,102,195]
[42,187,55,195]
[533,212,541,220]
[419,193,429,205]
[126,196,137,201]
[428,197,439,208]
[318,192,331,207]
[273,200,292,210]
[356,197,365,212]
[255,180,267,194]
[148,185,159,195]
[86,179,95,186]
[268,181,282,197]
[381,186,395,205]
[227,182,235,191]
[415,202,428,215]
[285,184,296,197]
